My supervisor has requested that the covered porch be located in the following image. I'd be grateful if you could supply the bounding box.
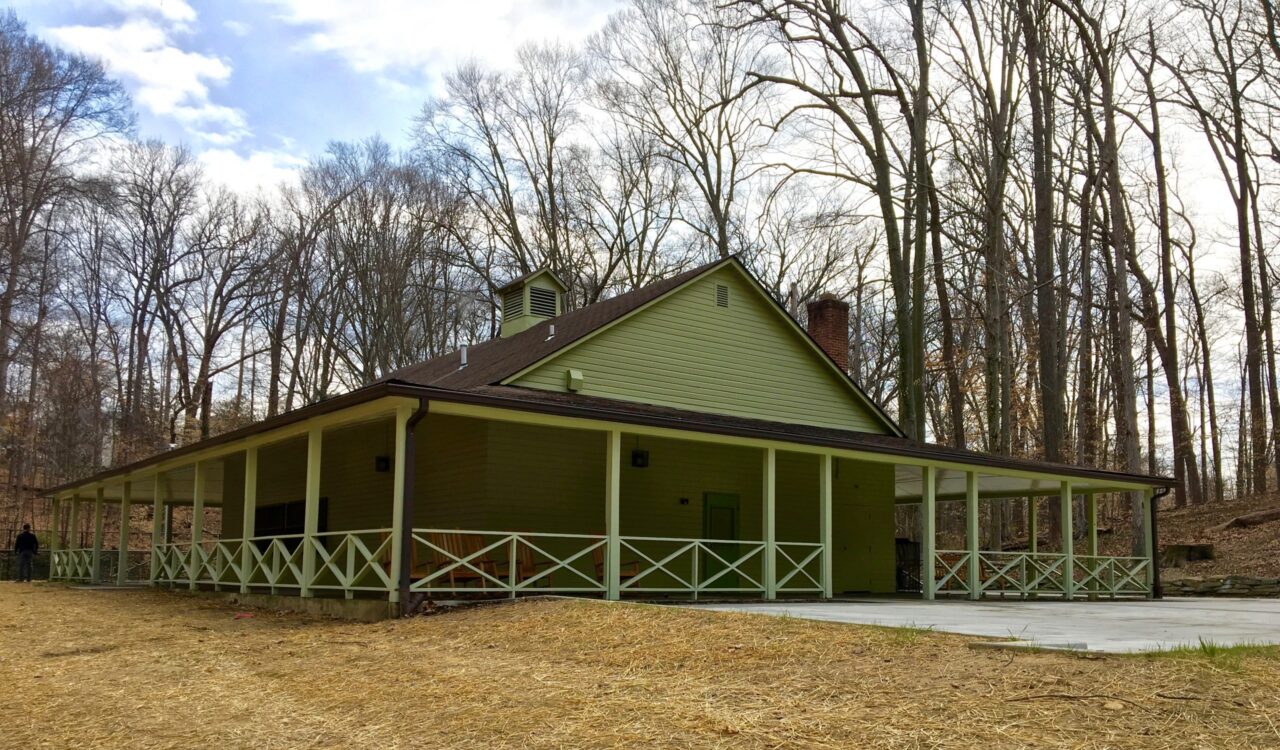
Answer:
[45,392,1166,608]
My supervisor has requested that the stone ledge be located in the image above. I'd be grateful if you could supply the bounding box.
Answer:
[1162,575,1280,598]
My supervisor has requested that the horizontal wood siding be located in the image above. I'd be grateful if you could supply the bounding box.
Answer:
[415,413,487,529]
[620,435,762,540]
[482,421,604,534]
[512,267,889,433]
[321,419,397,532]
[831,458,896,593]
[776,451,819,544]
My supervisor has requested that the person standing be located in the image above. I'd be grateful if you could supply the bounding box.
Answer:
[14,524,38,582]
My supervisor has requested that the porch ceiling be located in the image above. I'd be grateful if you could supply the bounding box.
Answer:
[893,465,1139,503]
[65,461,226,506]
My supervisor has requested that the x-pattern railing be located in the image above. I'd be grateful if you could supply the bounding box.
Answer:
[140,529,830,598]
[51,548,94,580]
[978,551,1027,593]
[194,539,245,586]
[409,530,608,594]
[1073,555,1112,593]
[621,536,767,594]
[1076,555,1149,596]
[510,534,607,592]
[307,530,394,592]
[153,542,193,583]
[1025,552,1067,593]
[244,535,307,590]
[933,550,972,594]
[776,542,824,592]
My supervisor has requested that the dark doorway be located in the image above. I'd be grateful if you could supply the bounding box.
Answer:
[701,492,740,590]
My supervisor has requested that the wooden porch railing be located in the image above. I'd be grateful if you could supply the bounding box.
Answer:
[932,550,1149,598]
[128,528,826,599]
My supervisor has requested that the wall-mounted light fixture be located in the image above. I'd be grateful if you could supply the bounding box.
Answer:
[631,449,650,468]
[374,456,391,472]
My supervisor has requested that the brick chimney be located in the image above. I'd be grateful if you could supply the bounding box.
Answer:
[806,293,850,372]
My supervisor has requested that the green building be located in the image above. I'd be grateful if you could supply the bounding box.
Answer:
[44,257,1172,613]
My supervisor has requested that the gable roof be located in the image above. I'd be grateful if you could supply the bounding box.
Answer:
[41,258,1175,496]
[496,267,567,293]
[381,259,723,390]
[381,256,903,436]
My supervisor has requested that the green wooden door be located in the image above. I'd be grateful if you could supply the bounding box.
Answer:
[702,492,740,590]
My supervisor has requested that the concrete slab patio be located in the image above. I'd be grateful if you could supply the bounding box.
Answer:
[690,597,1280,653]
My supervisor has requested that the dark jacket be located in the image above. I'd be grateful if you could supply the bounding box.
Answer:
[14,531,38,554]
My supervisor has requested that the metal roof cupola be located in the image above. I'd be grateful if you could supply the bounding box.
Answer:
[498,268,567,338]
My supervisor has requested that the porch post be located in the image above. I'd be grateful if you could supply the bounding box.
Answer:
[1027,497,1038,553]
[1141,488,1155,597]
[389,406,411,605]
[1060,480,1074,600]
[91,487,104,583]
[819,454,833,599]
[150,473,165,584]
[604,429,621,601]
[69,495,81,551]
[922,465,937,600]
[50,497,62,551]
[48,497,61,581]
[117,481,132,585]
[190,461,205,591]
[965,472,980,600]
[301,427,322,598]
[241,448,258,595]
[762,447,776,600]
[1085,492,1098,557]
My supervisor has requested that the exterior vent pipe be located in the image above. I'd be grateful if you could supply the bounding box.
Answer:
[459,344,468,369]
[545,324,556,341]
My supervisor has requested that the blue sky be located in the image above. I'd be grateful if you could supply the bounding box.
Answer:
[14,0,619,192]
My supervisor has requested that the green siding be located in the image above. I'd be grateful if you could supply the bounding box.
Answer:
[510,266,890,433]
[831,458,896,593]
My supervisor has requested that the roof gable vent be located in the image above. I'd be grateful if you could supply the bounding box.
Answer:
[498,267,567,338]
[716,284,729,307]
[529,286,558,317]
[502,288,524,318]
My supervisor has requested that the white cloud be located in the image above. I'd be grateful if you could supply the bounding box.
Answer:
[48,19,249,143]
[199,147,306,195]
[106,0,198,26]
[222,19,252,37]
[264,0,618,80]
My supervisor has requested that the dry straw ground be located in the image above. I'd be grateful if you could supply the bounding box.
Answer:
[1,585,1278,749]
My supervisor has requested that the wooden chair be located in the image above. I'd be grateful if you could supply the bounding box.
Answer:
[592,544,641,585]
[435,532,494,588]
[485,537,558,588]
[379,531,491,588]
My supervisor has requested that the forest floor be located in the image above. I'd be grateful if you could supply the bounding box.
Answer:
[3,585,1280,749]
[1098,492,1280,580]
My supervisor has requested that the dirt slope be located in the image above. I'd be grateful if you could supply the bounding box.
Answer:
[1154,494,1280,580]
